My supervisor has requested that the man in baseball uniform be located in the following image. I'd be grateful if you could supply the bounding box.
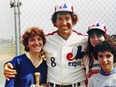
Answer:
[45,2,88,87]
[4,2,89,87]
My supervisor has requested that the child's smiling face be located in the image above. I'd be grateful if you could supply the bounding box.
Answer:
[98,50,114,73]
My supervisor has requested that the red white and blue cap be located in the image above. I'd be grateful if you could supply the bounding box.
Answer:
[87,22,107,33]
[54,3,74,13]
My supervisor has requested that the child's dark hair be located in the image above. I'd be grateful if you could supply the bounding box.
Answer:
[93,37,116,62]
[51,12,78,27]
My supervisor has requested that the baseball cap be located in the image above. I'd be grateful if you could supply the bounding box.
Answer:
[54,3,74,13]
[87,22,107,33]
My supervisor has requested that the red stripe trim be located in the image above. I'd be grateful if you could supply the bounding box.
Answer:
[45,30,88,36]
[45,30,58,36]
[72,30,88,36]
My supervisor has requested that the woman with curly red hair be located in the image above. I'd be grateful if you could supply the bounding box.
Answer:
[5,27,47,87]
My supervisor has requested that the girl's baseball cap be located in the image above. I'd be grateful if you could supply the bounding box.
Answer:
[54,3,74,13]
[87,22,107,33]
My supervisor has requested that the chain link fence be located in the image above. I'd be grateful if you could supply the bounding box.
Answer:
[0,0,116,86]
[20,0,116,35]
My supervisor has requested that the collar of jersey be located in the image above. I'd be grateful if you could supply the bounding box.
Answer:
[100,68,116,76]
[25,52,43,67]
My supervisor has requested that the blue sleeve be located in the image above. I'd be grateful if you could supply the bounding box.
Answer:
[3,60,14,87]
[4,60,15,87]
[5,56,21,87]
[5,79,15,87]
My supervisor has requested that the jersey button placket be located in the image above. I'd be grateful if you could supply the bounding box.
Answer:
[62,44,67,83]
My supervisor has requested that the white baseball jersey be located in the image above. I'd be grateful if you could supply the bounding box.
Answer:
[90,57,101,70]
[88,71,116,87]
[85,55,101,76]
[44,30,88,85]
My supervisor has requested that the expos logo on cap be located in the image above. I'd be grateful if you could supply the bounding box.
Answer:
[55,3,74,13]
[87,22,107,33]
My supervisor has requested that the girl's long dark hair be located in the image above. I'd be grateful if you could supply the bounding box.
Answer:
[86,29,109,68]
